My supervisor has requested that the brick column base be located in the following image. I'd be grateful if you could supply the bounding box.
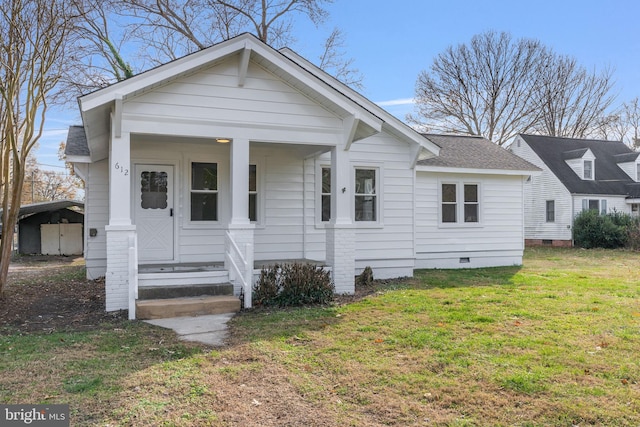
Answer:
[326,225,356,294]
[105,225,136,311]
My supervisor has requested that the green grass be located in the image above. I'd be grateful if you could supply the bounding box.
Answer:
[1,247,640,426]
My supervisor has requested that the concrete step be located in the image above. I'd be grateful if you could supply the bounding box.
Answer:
[138,283,234,300]
[138,270,230,287]
[136,295,241,320]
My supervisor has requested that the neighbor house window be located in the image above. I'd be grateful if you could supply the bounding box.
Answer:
[546,200,555,222]
[355,168,377,221]
[441,182,480,224]
[321,167,331,222]
[637,164,640,182]
[249,164,257,222]
[583,160,593,180]
[191,162,218,221]
[582,199,607,215]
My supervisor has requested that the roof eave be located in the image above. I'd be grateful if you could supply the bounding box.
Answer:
[416,165,541,176]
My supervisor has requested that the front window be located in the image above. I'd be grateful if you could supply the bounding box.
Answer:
[321,167,331,222]
[546,200,555,222]
[584,160,593,180]
[191,162,218,221]
[355,168,377,221]
[441,183,457,223]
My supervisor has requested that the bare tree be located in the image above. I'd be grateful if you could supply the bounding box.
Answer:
[412,31,548,146]
[317,27,363,90]
[620,98,640,149]
[413,30,616,146]
[0,0,72,296]
[534,54,615,138]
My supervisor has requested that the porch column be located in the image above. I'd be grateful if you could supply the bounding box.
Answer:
[105,118,136,312]
[226,138,255,298]
[326,145,356,294]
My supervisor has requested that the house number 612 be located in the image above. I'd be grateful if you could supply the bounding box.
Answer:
[114,162,129,176]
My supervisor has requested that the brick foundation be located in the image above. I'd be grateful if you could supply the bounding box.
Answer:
[525,239,573,248]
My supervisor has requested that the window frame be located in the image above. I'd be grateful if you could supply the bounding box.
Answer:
[189,162,219,223]
[545,200,555,222]
[438,180,482,227]
[583,159,594,180]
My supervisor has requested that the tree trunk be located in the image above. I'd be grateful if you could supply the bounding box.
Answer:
[0,173,25,297]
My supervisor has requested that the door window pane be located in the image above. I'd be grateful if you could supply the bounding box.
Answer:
[140,171,168,209]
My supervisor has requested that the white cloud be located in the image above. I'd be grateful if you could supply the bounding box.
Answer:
[375,98,415,107]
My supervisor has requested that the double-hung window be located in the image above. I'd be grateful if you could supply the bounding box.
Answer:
[355,168,377,222]
[546,200,555,222]
[441,182,480,224]
[583,199,607,215]
[191,163,218,221]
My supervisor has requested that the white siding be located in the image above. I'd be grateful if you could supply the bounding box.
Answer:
[510,137,573,241]
[85,159,108,279]
[415,172,525,268]
[617,161,639,182]
[122,59,343,142]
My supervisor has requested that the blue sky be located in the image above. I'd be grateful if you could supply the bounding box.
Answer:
[39,0,640,171]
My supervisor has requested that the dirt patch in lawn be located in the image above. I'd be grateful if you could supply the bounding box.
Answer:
[0,256,126,334]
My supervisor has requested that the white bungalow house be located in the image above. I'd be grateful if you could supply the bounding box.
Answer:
[65,33,539,319]
[510,134,640,246]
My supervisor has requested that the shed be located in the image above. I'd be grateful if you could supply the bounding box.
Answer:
[10,200,85,255]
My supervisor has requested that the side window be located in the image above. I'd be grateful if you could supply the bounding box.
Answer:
[355,168,377,221]
[463,184,479,223]
[441,183,457,223]
[191,162,218,221]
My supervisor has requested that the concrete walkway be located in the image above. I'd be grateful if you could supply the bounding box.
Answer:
[144,313,235,346]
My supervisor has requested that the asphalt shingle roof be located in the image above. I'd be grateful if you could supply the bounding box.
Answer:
[518,134,640,198]
[65,125,89,157]
[418,134,540,171]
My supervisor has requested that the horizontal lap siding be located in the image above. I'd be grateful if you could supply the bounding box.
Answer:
[255,149,305,260]
[415,173,525,265]
[124,60,342,134]
[350,134,415,268]
[510,139,573,241]
[85,160,108,278]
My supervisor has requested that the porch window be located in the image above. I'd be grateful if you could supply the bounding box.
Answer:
[140,171,168,209]
[249,164,257,222]
[546,200,555,222]
[321,167,331,222]
[191,162,218,221]
[355,168,377,221]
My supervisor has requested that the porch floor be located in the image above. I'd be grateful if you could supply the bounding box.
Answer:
[139,259,327,274]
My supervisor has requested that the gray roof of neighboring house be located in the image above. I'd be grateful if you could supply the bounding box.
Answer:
[518,134,640,198]
[418,134,540,171]
[0,200,84,220]
[65,125,89,157]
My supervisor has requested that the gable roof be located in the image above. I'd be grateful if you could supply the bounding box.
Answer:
[75,33,439,163]
[0,200,84,221]
[417,134,540,175]
[518,134,640,197]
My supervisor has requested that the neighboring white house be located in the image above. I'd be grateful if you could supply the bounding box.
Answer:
[65,33,538,319]
[510,134,640,246]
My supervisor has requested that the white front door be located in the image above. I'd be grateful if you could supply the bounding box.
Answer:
[134,164,174,262]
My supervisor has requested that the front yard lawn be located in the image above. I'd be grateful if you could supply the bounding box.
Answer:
[1,247,639,426]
